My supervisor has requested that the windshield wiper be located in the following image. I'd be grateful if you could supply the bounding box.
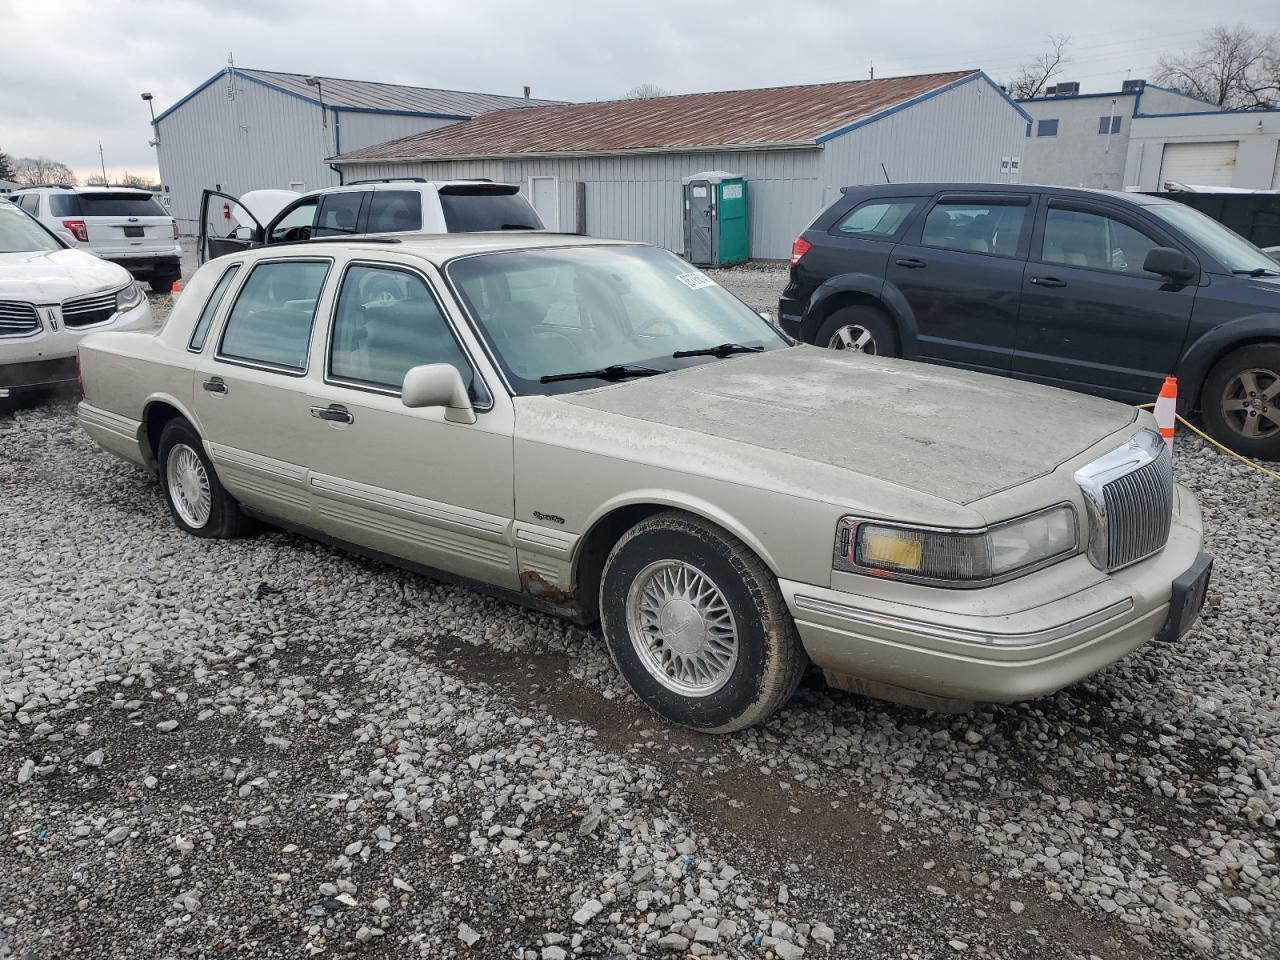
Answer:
[539,364,666,384]
[671,342,765,359]
[1233,267,1279,277]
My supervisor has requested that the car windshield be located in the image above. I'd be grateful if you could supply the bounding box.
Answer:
[1147,202,1278,274]
[0,206,62,253]
[447,245,789,394]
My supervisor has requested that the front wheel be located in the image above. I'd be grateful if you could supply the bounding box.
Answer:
[599,511,807,733]
[157,418,252,537]
[1200,343,1280,462]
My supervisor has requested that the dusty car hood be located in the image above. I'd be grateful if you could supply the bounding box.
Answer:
[555,346,1137,505]
[0,248,130,303]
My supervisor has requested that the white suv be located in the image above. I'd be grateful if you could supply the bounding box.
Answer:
[198,179,544,264]
[11,186,183,293]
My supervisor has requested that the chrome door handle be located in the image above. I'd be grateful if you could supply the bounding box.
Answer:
[310,404,354,424]
[202,378,227,394]
[1030,276,1067,288]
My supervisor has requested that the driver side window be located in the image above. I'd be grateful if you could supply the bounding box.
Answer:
[269,199,319,245]
[1042,207,1161,277]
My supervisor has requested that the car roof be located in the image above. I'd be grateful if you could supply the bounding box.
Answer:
[254,232,638,265]
[840,182,1166,206]
[305,179,514,196]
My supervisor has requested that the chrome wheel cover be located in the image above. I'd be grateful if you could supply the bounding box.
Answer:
[166,443,212,528]
[828,323,877,354]
[1221,367,1280,440]
[624,559,739,697]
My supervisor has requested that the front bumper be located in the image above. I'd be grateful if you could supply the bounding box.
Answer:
[781,483,1206,706]
[0,300,154,395]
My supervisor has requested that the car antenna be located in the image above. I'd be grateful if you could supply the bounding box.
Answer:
[880,162,891,184]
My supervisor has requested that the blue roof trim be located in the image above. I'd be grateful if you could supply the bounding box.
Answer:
[816,71,1028,144]
[333,105,470,121]
[151,70,227,124]
[1134,105,1280,119]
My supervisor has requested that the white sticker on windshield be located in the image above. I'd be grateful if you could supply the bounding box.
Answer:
[675,272,716,290]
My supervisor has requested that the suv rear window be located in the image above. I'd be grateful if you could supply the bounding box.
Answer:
[438,186,542,232]
[53,192,168,217]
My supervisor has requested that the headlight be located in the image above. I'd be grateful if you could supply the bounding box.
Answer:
[116,282,144,312]
[834,504,1078,587]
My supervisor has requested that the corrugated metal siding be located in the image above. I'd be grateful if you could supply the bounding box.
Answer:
[339,151,820,258]
[156,76,466,232]
[819,79,1025,190]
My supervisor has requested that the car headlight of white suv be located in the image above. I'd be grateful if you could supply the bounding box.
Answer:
[834,503,1078,587]
[115,281,145,312]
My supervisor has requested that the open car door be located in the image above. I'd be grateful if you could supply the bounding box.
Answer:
[197,188,297,265]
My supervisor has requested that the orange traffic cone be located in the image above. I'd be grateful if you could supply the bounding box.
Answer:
[1154,376,1177,455]
[170,279,183,296]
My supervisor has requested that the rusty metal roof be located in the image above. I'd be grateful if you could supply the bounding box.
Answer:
[332,71,979,162]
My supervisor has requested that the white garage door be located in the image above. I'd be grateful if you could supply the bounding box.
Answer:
[1158,141,1239,189]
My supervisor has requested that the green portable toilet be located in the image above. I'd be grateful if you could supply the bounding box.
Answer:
[682,171,748,267]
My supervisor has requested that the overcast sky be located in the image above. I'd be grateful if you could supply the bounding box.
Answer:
[1,0,1275,182]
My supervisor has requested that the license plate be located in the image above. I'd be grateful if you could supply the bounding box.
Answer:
[123,226,144,238]
[1157,553,1213,643]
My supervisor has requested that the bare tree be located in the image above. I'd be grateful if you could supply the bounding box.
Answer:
[0,148,14,182]
[1007,35,1070,99]
[84,173,109,186]
[1154,25,1279,108]
[13,157,76,187]
[116,173,160,190]
[623,83,672,100]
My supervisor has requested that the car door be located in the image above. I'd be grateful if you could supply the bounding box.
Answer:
[884,192,1034,370]
[1013,198,1198,402]
[192,256,335,527]
[301,257,517,589]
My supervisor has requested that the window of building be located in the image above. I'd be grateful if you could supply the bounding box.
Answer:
[218,260,330,371]
[328,265,471,392]
[1037,119,1059,137]
[834,200,917,238]
[1097,116,1122,135]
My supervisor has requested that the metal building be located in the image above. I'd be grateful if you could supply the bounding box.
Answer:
[329,71,1031,260]
[150,67,563,232]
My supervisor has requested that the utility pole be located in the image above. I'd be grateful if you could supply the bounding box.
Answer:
[869,61,875,81]
[99,142,108,185]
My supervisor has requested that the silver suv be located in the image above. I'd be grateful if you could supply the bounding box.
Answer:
[11,186,182,292]
[197,179,544,265]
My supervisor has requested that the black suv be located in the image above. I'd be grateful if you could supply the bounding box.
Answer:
[780,183,1280,460]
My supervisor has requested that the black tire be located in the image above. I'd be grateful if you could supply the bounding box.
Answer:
[814,305,900,357]
[149,272,181,295]
[599,511,807,733]
[1200,343,1280,462]
[157,418,252,538]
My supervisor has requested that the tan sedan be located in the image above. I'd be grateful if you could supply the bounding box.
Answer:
[75,235,1211,731]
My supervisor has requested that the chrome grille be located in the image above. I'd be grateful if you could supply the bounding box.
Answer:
[61,289,118,328]
[1074,430,1174,572]
[0,300,40,336]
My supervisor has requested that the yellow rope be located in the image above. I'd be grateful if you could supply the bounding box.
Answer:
[1136,403,1280,481]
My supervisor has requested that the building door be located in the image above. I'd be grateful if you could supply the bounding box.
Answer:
[528,177,559,231]
[1158,141,1239,189]
[686,181,714,265]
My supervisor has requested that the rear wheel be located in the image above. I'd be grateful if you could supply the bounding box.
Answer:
[157,418,252,537]
[599,511,806,733]
[1200,343,1280,462]
[814,305,900,357]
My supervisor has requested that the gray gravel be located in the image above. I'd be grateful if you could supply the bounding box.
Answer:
[0,283,1277,959]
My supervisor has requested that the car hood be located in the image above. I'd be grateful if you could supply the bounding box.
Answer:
[554,346,1138,506]
[0,247,130,302]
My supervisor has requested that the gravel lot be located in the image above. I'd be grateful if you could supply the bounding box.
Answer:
[1,280,1277,960]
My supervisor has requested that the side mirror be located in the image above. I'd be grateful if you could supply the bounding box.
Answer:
[401,363,476,424]
[1142,246,1197,282]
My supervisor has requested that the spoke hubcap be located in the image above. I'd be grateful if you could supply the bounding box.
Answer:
[166,443,212,528]
[828,323,877,354]
[1222,367,1280,440]
[625,560,739,697]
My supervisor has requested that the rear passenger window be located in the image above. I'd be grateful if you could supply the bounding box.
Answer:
[217,260,330,371]
[189,263,241,351]
[366,191,422,233]
[922,201,1028,257]
[314,192,365,238]
[834,200,916,238]
[329,265,472,393]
